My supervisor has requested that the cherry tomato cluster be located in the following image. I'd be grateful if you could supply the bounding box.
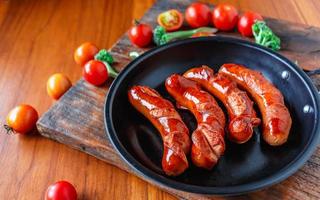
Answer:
[212,4,263,37]
[74,42,119,86]
[128,3,263,48]
[3,42,107,199]
[74,42,107,86]
[5,42,118,134]
[186,3,262,37]
[4,42,118,137]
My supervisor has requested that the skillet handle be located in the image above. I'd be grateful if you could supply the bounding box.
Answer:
[304,69,320,93]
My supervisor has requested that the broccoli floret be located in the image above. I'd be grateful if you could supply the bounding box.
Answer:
[94,49,118,78]
[252,21,281,51]
[153,26,168,46]
[95,49,114,64]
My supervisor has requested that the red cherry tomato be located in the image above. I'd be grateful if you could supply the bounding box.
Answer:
[45,181,77,200]
[83,60,108,86]
[185,3,211,28]
[157,9,184,31]
[238,11,263,37]
[212,4,239,31]
[47,73,72,100]
[128,21,153,47]
[6,104,38,134]
[74,42,99,66]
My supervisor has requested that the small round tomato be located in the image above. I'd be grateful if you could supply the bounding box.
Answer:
[238,11,263,37]
[128,21,153,47]
[157,9,183,31]
[191,32,214,38]
[83,60,108,86]
[45,181,77,200]
[74,42,99,66]
[212,4,239,31]
[47,73,72,100]
[6,104,38,134]
[185,3,211,28]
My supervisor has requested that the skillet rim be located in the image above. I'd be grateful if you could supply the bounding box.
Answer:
[104,36,320,195]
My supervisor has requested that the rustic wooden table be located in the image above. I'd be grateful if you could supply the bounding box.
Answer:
[0,0,319,199]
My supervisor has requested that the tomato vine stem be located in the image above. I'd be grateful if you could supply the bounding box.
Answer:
[3,124,13,134]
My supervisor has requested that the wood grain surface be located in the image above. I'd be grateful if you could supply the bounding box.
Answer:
[1,0,320,200]
[37,0,320,199]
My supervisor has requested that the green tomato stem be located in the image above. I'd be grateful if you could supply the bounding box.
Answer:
[3,124,13,134]
[134,19,140,26]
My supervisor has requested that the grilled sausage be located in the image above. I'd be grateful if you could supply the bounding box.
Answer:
[128,86,191,176]
[184,66,261,144]
[165,74,225,169]
[219,64,292,146]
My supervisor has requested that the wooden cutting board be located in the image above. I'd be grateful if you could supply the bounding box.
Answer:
[37,0,320,199]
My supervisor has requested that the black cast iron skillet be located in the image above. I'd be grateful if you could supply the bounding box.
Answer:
[105,37,320,195]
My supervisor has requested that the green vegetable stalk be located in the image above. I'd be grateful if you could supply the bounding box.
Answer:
[103,62,118,78]
[153,26,217,46]
[95,49,118,78]
[252,21,281,51]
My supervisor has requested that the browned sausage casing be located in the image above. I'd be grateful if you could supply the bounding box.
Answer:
[184,66,261,144]
[219,64,292,146]
[165,74,225,170]
[128,86,191,176]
